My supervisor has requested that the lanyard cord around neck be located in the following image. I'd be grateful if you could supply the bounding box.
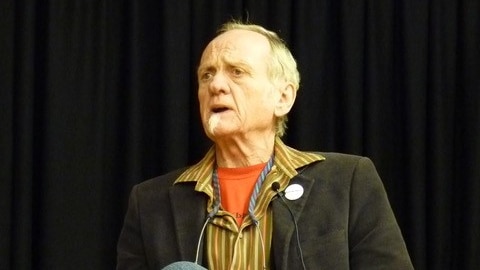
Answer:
[209,155,275,224]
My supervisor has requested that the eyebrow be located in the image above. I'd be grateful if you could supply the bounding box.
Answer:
[222,53,251,68]
[197,65,215,76]
[198,57,252,72]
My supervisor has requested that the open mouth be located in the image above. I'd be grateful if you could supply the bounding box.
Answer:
[211,107,229,113]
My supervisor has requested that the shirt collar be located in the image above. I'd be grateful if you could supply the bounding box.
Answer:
[175,137,325,188]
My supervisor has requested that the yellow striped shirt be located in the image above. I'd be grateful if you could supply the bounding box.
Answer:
[175,138,325,269]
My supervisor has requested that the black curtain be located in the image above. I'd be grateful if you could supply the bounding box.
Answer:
[1,0,479,269]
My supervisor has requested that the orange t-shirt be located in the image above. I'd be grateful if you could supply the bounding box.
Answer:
[217,162,267,225]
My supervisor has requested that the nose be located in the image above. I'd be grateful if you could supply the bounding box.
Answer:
[208,72,230,95]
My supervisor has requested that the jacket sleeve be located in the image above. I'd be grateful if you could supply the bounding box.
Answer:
[348,157,413,269]
[117,185,148,270]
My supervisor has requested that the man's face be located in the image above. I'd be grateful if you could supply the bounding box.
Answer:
[197,29,279,141]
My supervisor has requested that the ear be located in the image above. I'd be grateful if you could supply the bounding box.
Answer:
[274,84,296,117]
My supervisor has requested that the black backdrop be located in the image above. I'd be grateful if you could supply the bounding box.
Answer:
[1,1,479,269]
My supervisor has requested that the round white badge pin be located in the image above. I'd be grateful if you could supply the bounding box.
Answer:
[284,184,304,200]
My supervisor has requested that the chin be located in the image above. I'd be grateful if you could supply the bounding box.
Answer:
[206,128,239,141]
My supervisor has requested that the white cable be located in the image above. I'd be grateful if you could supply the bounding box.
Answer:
[195,217,211,264]
[254,221,267,270]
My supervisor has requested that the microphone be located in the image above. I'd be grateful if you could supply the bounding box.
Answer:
[271,182,281,193]
[161,261,207,270]
[271,182,307,270]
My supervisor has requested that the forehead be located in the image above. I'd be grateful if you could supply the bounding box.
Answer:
[199,29,271,66]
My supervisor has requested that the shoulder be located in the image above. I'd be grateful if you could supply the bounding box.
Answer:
[317,152,366,163]
[299,152,380,189]
[304,152,375,174]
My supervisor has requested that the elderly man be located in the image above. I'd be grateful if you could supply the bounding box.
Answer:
[117,21,413,270]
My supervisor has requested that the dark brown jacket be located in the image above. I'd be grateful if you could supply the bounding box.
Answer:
[117,153,413,269]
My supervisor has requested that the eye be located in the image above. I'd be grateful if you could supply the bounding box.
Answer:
[231,67,244,77]
[199,71,213,81]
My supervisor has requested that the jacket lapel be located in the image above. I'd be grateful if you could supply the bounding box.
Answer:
[167,167,317,268]
[272,172,315,270]
[169,182,208,262]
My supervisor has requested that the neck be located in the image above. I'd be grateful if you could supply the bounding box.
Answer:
[214,134,276,168]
